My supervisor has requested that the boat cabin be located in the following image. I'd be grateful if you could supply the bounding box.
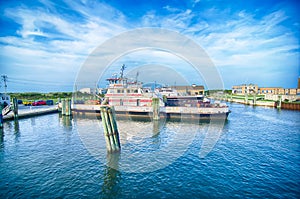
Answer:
[0,93,10,106]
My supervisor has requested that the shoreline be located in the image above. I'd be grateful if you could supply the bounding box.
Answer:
[211,95,300,111]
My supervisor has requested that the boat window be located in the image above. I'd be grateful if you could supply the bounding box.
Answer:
[134,89,138,93]
[127,89,130,93]
[137,99,140,106]
[120,99,123,106]
[117,89,121,93]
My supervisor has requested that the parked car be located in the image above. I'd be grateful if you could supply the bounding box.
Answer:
[46,100,54,105]
[32,100,46,106]
[17,99,23,104]
[24,100,34,106]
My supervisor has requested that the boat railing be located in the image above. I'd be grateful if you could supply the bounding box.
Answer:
[2,104,12,116]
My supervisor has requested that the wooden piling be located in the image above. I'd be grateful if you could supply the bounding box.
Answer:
[58,98,62,112]
[65,99,72,116]
[13,98,18,119]
[152,98,160,120]
[108,107,121,150]
[253,94,256,106]
[0,105,3,128]
[277,95,282,109]
[100,106,121,153]
[100,107,113,152]
[104,108,117,152]
[61,99,66,115]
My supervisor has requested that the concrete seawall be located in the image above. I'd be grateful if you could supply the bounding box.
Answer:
[219,98,276,107]
[281,102,300,110]
[213,95,300,110]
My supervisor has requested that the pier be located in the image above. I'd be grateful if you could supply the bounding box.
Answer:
[3,105,58,121]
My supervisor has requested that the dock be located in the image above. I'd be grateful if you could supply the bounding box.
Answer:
[3,105,58,121]
[1,102,228,123]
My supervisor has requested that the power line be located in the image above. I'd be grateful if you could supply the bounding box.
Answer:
[9,77,98,85]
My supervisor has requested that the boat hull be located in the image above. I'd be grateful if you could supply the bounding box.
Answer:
[71,104,230,120]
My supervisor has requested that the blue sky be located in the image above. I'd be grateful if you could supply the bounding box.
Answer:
[0,0,299,92]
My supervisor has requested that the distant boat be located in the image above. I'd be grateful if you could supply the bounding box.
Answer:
[0,93,11,116]
[0,93,10,107]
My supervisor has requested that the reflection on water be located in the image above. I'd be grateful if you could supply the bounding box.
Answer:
[152,120,164,146]
[0,128,3,148]
[14,119,20,142]
[14,119,20,133]
[152,120,164,136]
[0,105,299,198]
[60,115,73,131]
[102,153,121,197]
[30,117,36,126]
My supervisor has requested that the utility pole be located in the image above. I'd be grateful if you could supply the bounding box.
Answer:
[1,75,8,94]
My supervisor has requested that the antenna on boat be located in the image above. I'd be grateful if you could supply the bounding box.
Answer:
[135,71,139,83]
[120,64,126,79]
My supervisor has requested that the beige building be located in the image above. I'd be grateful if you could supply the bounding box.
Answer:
[259,87,300,95]
[173,85,204,96]
[258,87,284,95]
[232,84,258,95]
[232,78,300,96]
[285,88,299,95]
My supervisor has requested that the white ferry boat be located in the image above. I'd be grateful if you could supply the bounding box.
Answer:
[102,67,230,120]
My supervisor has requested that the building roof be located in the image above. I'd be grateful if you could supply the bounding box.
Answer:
[173,85,204,90]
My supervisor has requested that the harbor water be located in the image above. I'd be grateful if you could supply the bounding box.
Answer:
[0,103,299,198]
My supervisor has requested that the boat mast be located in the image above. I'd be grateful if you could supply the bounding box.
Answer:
[120,64,126,79]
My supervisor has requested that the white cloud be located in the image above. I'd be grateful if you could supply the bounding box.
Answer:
[0,0,299,91]
[163,5,182,13]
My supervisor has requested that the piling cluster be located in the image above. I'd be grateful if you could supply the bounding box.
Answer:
[100,106,121,153]
[61,99,72,116]
[12,97,18,119]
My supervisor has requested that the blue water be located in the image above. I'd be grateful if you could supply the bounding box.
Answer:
[0,103,299,198]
